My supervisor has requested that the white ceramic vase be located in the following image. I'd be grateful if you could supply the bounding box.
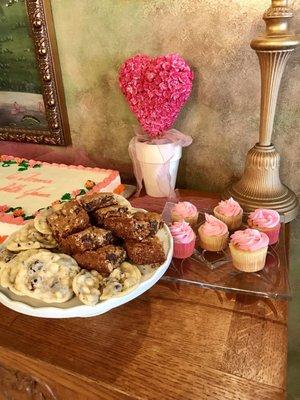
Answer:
[135,140,182,197]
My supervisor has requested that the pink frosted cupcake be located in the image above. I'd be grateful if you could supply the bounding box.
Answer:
[214,197,243,230]
[171,202,198,226]
[248,209,280,245]
[170,221,196,259]
[229,228,269,272]
[198,214,229,252]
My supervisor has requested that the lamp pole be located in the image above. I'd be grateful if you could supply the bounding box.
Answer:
[223,0,299,222]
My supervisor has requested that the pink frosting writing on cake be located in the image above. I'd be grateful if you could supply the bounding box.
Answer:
[173,201,197,218]
[170,221,196,244]
[0,205,9,213]
[217,197,242,217]
[201,214,228,236]
[249,209,280,229]
[230,228,269,251]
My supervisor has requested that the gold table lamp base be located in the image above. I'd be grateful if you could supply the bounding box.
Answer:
[223,144,298,222]
[223,1,299,222]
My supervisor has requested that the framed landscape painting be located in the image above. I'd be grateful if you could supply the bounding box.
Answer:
[0,0,70,145]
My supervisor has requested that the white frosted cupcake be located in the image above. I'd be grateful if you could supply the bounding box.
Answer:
[198,214,229,252]
[213,197,243,231]
[229,228,269,272]
[171,202,198,226]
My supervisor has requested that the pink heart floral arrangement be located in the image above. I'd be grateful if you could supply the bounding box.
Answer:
[119,54,194,138]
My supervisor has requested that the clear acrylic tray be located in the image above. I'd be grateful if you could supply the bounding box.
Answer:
[161,202,291,300]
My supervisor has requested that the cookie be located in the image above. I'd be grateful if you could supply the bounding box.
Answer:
[136,264,160,277]
[5,221,57,251]
[113,194,132,209]
[5,222,39,251]
[72,269,103,305]
[100,262,141,300]
[35,232,57,248]
[34,208,53,235]
[0,248,18,274]
[0,250,37,296]
[14,250,80,303]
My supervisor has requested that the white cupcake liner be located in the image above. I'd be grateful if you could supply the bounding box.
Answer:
[171,211,198,226]
[213,207,243,231]
[198,225,228,251]
[229,243,268,272]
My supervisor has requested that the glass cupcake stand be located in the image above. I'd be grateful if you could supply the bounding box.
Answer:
[161,202,291,300]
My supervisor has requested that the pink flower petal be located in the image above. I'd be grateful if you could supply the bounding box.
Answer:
[119,53,193,136]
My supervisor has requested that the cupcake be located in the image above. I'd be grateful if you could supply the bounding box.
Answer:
[198,214,229,252]
[170,221,196,259]
[171,202,198,225]
[248,209,280,245]
[213,197,243,230]
[229,228,269,272]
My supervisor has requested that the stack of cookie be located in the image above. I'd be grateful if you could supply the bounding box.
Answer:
[0,192,167,306]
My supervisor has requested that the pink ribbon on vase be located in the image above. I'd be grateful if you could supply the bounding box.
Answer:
[128,127,193,198]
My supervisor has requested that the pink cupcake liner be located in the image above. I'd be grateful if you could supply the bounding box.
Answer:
[263,224,280,245]
[173,237,196,259]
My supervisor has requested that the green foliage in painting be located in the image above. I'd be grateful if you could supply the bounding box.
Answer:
[0,0,42,93]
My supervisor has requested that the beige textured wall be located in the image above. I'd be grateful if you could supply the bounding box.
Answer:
[5,0,300,194]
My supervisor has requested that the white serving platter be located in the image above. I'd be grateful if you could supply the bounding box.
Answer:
[0,222,173,319]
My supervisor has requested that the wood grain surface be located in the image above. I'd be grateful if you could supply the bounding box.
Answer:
[0,190,288,400]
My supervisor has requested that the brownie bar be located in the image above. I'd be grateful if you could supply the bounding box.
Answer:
[125,237,166,265]
[47,200,90,240]
[74,245,126,276]
[92,205,129,226]
[133,212,163,233]
[79,193,117,212]
[59,227,114,254]
[104,212,163,241]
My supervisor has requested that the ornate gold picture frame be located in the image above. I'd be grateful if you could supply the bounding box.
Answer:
[0,0,70,145]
